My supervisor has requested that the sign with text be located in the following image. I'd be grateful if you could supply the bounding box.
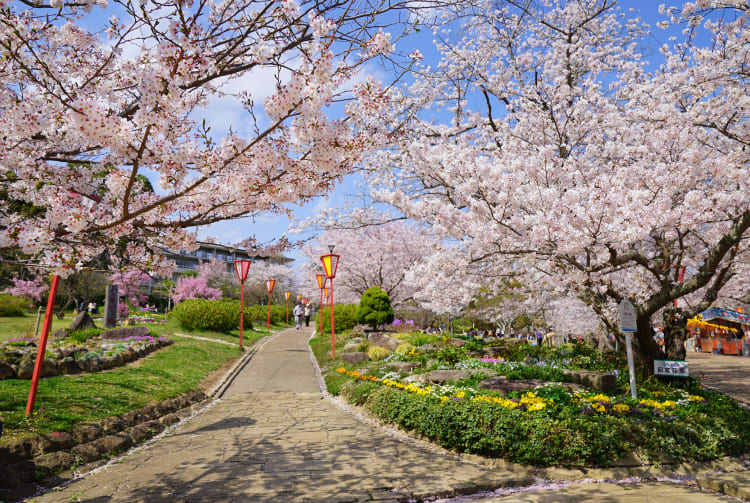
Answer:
[619,299,637,332]
[654,360,689,377]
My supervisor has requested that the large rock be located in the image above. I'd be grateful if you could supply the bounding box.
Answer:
[341,352,371,364]
[424,370,468,383]
[424,369,492,383]
[68,312,98,332]
[16,357,35,379]
[343,343,360,353]
[561,369,617,392]
[52,328,70,341]
[101,326,150,340]
[388,361,420,373]
[366,333,400,351]
[478,376,585,394]
[34,451,75,474]
[40,359,59,377]
[0,362,14,380]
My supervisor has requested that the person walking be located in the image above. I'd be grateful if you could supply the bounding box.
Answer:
[293,302,303,330]
[304,303,311,327]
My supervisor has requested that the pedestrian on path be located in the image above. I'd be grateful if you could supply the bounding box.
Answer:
[304,303,311,327]
[293,302,303,329]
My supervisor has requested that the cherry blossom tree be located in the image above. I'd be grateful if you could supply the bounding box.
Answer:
[172,276,223,303]
[360,0,749,372]
[110,270,152,306]
[300,221,438,306]
[0,0,416,277]
[196,256,295,304]
[2,277,47,304]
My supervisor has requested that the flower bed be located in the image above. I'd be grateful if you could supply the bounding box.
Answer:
[317,330,750,466]
[0,329,173,380]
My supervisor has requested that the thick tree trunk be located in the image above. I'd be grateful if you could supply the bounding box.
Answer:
[662,307,689,361]
[631,314,660,376]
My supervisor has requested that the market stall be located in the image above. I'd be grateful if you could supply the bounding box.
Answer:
[689,308,750,355]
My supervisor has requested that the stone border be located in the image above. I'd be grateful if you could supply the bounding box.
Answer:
[0,390,207,502]
[308,330,750,500]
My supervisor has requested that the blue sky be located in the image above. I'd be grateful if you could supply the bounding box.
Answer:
[73,1,694,265]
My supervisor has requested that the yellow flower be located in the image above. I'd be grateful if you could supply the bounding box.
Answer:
[528,402,546,411]
[336,367,346,374]
[688,395,705,402]
[651,391,665,397]
[661,400,676,408]
[440,396,450,402]
[592,403,606,413]
[613,404,630,414]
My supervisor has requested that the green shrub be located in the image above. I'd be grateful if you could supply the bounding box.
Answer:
[356,286,394,330]
[171,299,237,332]
[0,294,27,316]
[68,328,103,344]
[317,304,359,332]
[367,346,391,361]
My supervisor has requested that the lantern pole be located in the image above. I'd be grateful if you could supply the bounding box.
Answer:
[26,274,60,416]
[239,280,245,348]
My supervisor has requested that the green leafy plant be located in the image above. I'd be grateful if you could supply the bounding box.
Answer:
[356,286,394,330]
[67,328,103,345]
[171,299,237,332]
[0,294,27,317]
[367,346,391,361]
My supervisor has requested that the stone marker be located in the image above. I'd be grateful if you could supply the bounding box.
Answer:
[103,284,119,328]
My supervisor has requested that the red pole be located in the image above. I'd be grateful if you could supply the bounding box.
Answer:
[319,288,323,335]
[286,298,289,327]
[330,280,335,359]
[26,275,60,416]
[267,292,271,334]
[239,281,244,348]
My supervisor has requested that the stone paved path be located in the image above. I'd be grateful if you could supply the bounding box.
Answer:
[687,352,750,405]
[29,329,532,502]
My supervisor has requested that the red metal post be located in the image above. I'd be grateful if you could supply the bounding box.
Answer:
[286,298,289,327]
[26,275,60,416]
[267,291,271,334]
[239,281,244,348]
[319,288,324,335]
[330,280,335,359]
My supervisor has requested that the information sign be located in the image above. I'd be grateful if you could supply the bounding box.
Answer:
[654,360,689,377]
[619,299,637,332]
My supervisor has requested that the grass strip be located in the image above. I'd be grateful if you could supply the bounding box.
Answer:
[0,334,249,445]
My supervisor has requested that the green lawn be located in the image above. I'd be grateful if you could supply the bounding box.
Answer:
[0,314,70,343]
[0,314,291,444]
[0,335,246,445]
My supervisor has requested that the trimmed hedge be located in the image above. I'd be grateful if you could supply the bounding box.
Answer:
[171,299,253,332]
[317,304,358,332]
[0,294,26,317]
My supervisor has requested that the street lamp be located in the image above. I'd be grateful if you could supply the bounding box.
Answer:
[284,291,291,326]
[265,279,275,334]
[320,244,340,358]
[316,273,327,336]
[234,260,251,348]
[297,293,302,303]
